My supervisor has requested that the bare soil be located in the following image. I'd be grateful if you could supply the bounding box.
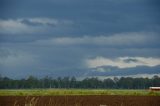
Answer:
[0,95,160,106]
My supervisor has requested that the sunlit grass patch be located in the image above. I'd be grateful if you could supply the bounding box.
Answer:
[0,89,160,96]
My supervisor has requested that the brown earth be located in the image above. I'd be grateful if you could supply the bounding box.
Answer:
[0,95,160,106]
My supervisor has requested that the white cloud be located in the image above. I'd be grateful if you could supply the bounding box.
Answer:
[86,56,160,69]
[0,18,73,34]
[95,67,106,72]
[18,18,73,26]
[33,32,159,47]
[26,18,59,25]
[0,19,31,34]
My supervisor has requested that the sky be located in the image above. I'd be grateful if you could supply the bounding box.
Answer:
[0,0,160,79]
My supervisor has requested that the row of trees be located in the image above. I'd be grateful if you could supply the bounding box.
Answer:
[0,75,160,89]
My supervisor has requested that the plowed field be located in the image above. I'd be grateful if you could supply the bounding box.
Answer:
[0,95,160,106]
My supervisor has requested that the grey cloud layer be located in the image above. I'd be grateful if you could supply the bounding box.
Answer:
[29,32,160,49]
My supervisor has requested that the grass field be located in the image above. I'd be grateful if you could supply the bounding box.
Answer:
[0,89,160,96]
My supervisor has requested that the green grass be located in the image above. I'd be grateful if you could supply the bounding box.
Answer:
[0,89,160,96]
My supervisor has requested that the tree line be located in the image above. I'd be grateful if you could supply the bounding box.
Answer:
[0,75,160,89]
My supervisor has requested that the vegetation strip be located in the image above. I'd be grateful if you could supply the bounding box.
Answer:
[0,89,160,96]
[0,76,160,89]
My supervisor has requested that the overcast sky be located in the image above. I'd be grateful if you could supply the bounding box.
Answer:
[0,0,160,79]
